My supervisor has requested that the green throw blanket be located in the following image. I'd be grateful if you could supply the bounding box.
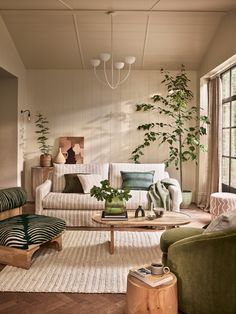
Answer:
[147,178,180,211]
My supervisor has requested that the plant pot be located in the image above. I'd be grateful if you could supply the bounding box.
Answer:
[105,197,125,214]
[180,190,192,209]
[40,154,52,167]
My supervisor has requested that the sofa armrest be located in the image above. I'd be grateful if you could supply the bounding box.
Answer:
[167,229,236,314]
[168,184,182,212]
[35,179,52,214]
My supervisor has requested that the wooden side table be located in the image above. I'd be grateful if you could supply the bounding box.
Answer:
[31,166,53,200]
[125,273,177,314]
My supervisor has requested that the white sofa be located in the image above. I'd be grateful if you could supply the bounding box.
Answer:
[35,163,182,227]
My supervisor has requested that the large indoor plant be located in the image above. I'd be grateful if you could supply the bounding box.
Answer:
[131,65,209,207]
[35,112,52,167]
[90,180,132,214]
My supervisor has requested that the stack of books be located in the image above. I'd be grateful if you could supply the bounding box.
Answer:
[129,265,173,287]
[101,210,128,221]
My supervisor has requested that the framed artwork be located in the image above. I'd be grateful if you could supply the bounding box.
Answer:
[59,137,84,164]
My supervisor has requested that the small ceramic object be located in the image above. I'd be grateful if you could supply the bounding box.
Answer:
[153,207,164,218]
[54,148,67,164]
[135,205,145,218]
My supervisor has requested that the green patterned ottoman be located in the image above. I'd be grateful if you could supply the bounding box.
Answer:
[0,214,66,269]
[0,187,27,220]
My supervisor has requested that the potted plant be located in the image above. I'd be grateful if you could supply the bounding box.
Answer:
[35,112,52,167]
[131,65,209,208]
[90,180,132,214]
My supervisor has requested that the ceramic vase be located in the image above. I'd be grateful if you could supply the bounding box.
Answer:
[54,148,66,164]
[180,190,193,208]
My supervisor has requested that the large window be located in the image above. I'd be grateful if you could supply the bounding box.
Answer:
[221,66,236,193]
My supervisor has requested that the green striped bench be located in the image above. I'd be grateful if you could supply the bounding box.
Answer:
[0,214,66,269]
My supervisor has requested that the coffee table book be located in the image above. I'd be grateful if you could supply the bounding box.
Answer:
[129,266,173,287]
[101,210,128,221]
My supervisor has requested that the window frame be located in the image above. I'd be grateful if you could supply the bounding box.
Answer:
[221,65,236,193]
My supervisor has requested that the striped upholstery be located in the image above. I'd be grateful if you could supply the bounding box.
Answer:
[42,190,148,211]
[0,187,27,212]
[52,163,109,192]
[0,214,65,249]
[43,192,105,210]
[109,163,168,189]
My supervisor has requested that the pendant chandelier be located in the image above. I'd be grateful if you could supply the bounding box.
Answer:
[90,11,136,89]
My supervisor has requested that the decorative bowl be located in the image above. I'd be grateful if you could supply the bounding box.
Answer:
[146,212,156,220]
[153,208,164,218]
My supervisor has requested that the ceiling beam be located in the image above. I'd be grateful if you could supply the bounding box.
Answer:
[141,15,150,69]
[56,0,85,69]
[73,14,85,69]
[0,9,227,14]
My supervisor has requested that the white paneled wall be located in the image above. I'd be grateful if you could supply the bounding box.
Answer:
[25,69,197,199]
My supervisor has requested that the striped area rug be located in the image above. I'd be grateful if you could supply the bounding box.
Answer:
[0,230,162,293]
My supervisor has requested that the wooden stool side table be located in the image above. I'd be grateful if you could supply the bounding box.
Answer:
[125,273,178,314]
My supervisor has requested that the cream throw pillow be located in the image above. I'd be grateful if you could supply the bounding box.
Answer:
[204,209,236,233]
[77,174,102,194]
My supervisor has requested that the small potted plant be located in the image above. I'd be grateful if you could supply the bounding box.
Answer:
[90,180,132,214]
[35,112,52,167]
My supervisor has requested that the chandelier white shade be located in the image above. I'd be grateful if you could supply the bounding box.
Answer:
[90,12,136,90]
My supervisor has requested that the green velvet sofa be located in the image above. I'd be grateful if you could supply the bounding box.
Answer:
[160,227,236,314]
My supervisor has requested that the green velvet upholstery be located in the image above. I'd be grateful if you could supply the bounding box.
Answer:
[160,227,203,253]
[160,227,204,265]
[160,227,236,314]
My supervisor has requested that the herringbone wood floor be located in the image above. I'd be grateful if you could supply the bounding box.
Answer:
[0,204,211,314]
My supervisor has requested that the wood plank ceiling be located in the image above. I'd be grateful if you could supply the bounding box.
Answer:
[0,0,235,70]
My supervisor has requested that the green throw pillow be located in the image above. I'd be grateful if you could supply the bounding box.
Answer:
[120,171,155,191]
[63,173,84,193]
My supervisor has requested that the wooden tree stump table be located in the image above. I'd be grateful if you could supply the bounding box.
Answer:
[125,273,177,314]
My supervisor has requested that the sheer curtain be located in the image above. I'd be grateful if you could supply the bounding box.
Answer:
[205,77,221,208]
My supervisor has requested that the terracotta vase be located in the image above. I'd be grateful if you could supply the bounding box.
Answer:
[54,148,67,164]
[40,154,52,167]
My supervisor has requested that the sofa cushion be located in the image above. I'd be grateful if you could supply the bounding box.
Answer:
[77,174,102,193]
[42,192,105,210]
[121,171,155,190]
[42,191,148,211]
[0,214,65,249]
[52,163,109,192]
[109,163,167,189]
[63,173,84,193]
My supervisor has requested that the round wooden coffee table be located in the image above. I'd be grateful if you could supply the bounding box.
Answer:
[92,211,191,254]
[125,273,178,314]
